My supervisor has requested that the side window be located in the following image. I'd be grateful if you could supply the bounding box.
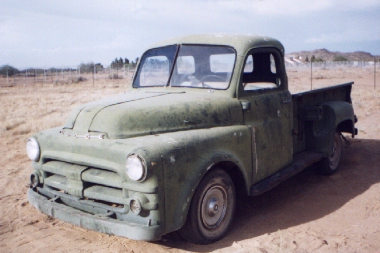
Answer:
[270,54,276,74]
[244,55,253,73]
[243,52,281,91]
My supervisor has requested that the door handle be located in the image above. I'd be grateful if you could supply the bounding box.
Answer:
[241,100,251,110]
[283,99,291,104]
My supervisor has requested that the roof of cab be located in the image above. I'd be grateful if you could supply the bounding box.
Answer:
[149,34,285,56]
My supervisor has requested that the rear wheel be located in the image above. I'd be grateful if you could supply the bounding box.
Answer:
[179,169,236,244]
[317,132,342,175]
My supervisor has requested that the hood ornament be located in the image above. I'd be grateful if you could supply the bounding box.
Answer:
[74,134,105,140]
[60,130,105,140]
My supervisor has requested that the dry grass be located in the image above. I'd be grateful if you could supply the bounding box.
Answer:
[0,81,126,139]
[0,66,378,140]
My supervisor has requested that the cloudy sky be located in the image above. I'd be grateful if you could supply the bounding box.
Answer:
[1,0,380,69]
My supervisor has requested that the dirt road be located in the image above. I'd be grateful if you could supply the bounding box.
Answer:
[1,67,379,252]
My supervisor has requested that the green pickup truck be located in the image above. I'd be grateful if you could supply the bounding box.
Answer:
[27,34,357,244]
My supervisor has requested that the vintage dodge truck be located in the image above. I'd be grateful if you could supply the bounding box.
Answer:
[27,34,357,244]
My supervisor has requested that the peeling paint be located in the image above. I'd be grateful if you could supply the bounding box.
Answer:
[251,127,259,174]
[169,155,175,164]
[206,163,215,171]
[162,137,178,144]
[182,197,191,211]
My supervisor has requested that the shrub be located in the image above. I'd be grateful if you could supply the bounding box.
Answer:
[0,65,19,76]
[333,55,349,62]
[108,74,122,79]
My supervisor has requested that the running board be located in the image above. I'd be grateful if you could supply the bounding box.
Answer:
[250,151,323,196]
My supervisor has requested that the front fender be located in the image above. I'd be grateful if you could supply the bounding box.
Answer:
[152,125,252,234]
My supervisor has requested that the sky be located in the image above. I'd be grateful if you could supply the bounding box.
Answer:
[1,0,380,69]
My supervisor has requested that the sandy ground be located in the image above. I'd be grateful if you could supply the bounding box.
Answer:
[0,66,379,252]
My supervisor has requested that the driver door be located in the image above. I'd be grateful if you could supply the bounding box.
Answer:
[239,48,293,184]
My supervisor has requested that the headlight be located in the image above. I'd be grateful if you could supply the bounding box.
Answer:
[125,154,146,181]
[26,138,40,161]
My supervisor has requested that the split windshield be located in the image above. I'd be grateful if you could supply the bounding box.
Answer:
[133,45,236,90]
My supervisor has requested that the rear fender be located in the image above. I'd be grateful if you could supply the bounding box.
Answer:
[305,101,355,156]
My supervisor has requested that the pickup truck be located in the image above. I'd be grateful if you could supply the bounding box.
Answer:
[27,34,357,244]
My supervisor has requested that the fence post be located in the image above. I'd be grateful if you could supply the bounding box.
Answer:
[310,61,313,90]
[373,57,376,90]
[25,69,28,87]
[6,66,8,85]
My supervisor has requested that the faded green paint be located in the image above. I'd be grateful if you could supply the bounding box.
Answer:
[27,34,356,241]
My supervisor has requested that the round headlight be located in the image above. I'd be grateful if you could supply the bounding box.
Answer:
[26,138,40,161]
[125,154,146,181]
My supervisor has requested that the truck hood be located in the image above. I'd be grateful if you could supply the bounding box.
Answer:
[63,91,242,139]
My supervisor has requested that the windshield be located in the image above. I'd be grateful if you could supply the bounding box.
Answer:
[133,45,236,90]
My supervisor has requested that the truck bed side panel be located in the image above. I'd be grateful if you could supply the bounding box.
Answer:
[292,82,354,155]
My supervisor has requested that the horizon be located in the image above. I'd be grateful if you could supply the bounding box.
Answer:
[2,46,379,71]
[1,0,380,69]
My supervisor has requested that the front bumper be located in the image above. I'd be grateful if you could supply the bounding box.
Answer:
[27,188,162,241]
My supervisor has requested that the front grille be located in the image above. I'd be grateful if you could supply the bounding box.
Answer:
[41,161,125,206]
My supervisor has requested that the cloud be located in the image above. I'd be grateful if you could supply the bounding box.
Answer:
[1,0,380,68]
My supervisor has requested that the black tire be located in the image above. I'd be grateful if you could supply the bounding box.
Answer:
[179,168,236,244]
[317,132,343,175]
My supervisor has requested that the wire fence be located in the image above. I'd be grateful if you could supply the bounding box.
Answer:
[286,60,379,90]
[1,60,379,89]
[0,65,136,88]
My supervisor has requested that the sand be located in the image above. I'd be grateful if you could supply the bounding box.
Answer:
[0,65,379,252]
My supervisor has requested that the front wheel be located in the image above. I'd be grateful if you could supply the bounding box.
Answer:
[317,132,343,175]
[179,169,236,244]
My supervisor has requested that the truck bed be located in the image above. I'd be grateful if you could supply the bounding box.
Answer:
[292,82,354,155]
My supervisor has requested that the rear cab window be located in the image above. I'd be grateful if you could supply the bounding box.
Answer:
[242,50,283,91]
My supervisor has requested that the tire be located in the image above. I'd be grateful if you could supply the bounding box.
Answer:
[317,132,343,175]
[179,168,236,244]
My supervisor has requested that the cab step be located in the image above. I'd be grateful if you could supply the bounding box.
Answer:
[250,151,323,196]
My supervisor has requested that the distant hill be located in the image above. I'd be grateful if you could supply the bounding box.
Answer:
[286,48,379,62]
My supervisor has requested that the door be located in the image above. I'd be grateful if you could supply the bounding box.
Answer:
[239,48,293,184]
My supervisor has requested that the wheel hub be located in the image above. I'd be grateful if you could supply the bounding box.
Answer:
[207,198,219,216]
[201,186,227,229]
